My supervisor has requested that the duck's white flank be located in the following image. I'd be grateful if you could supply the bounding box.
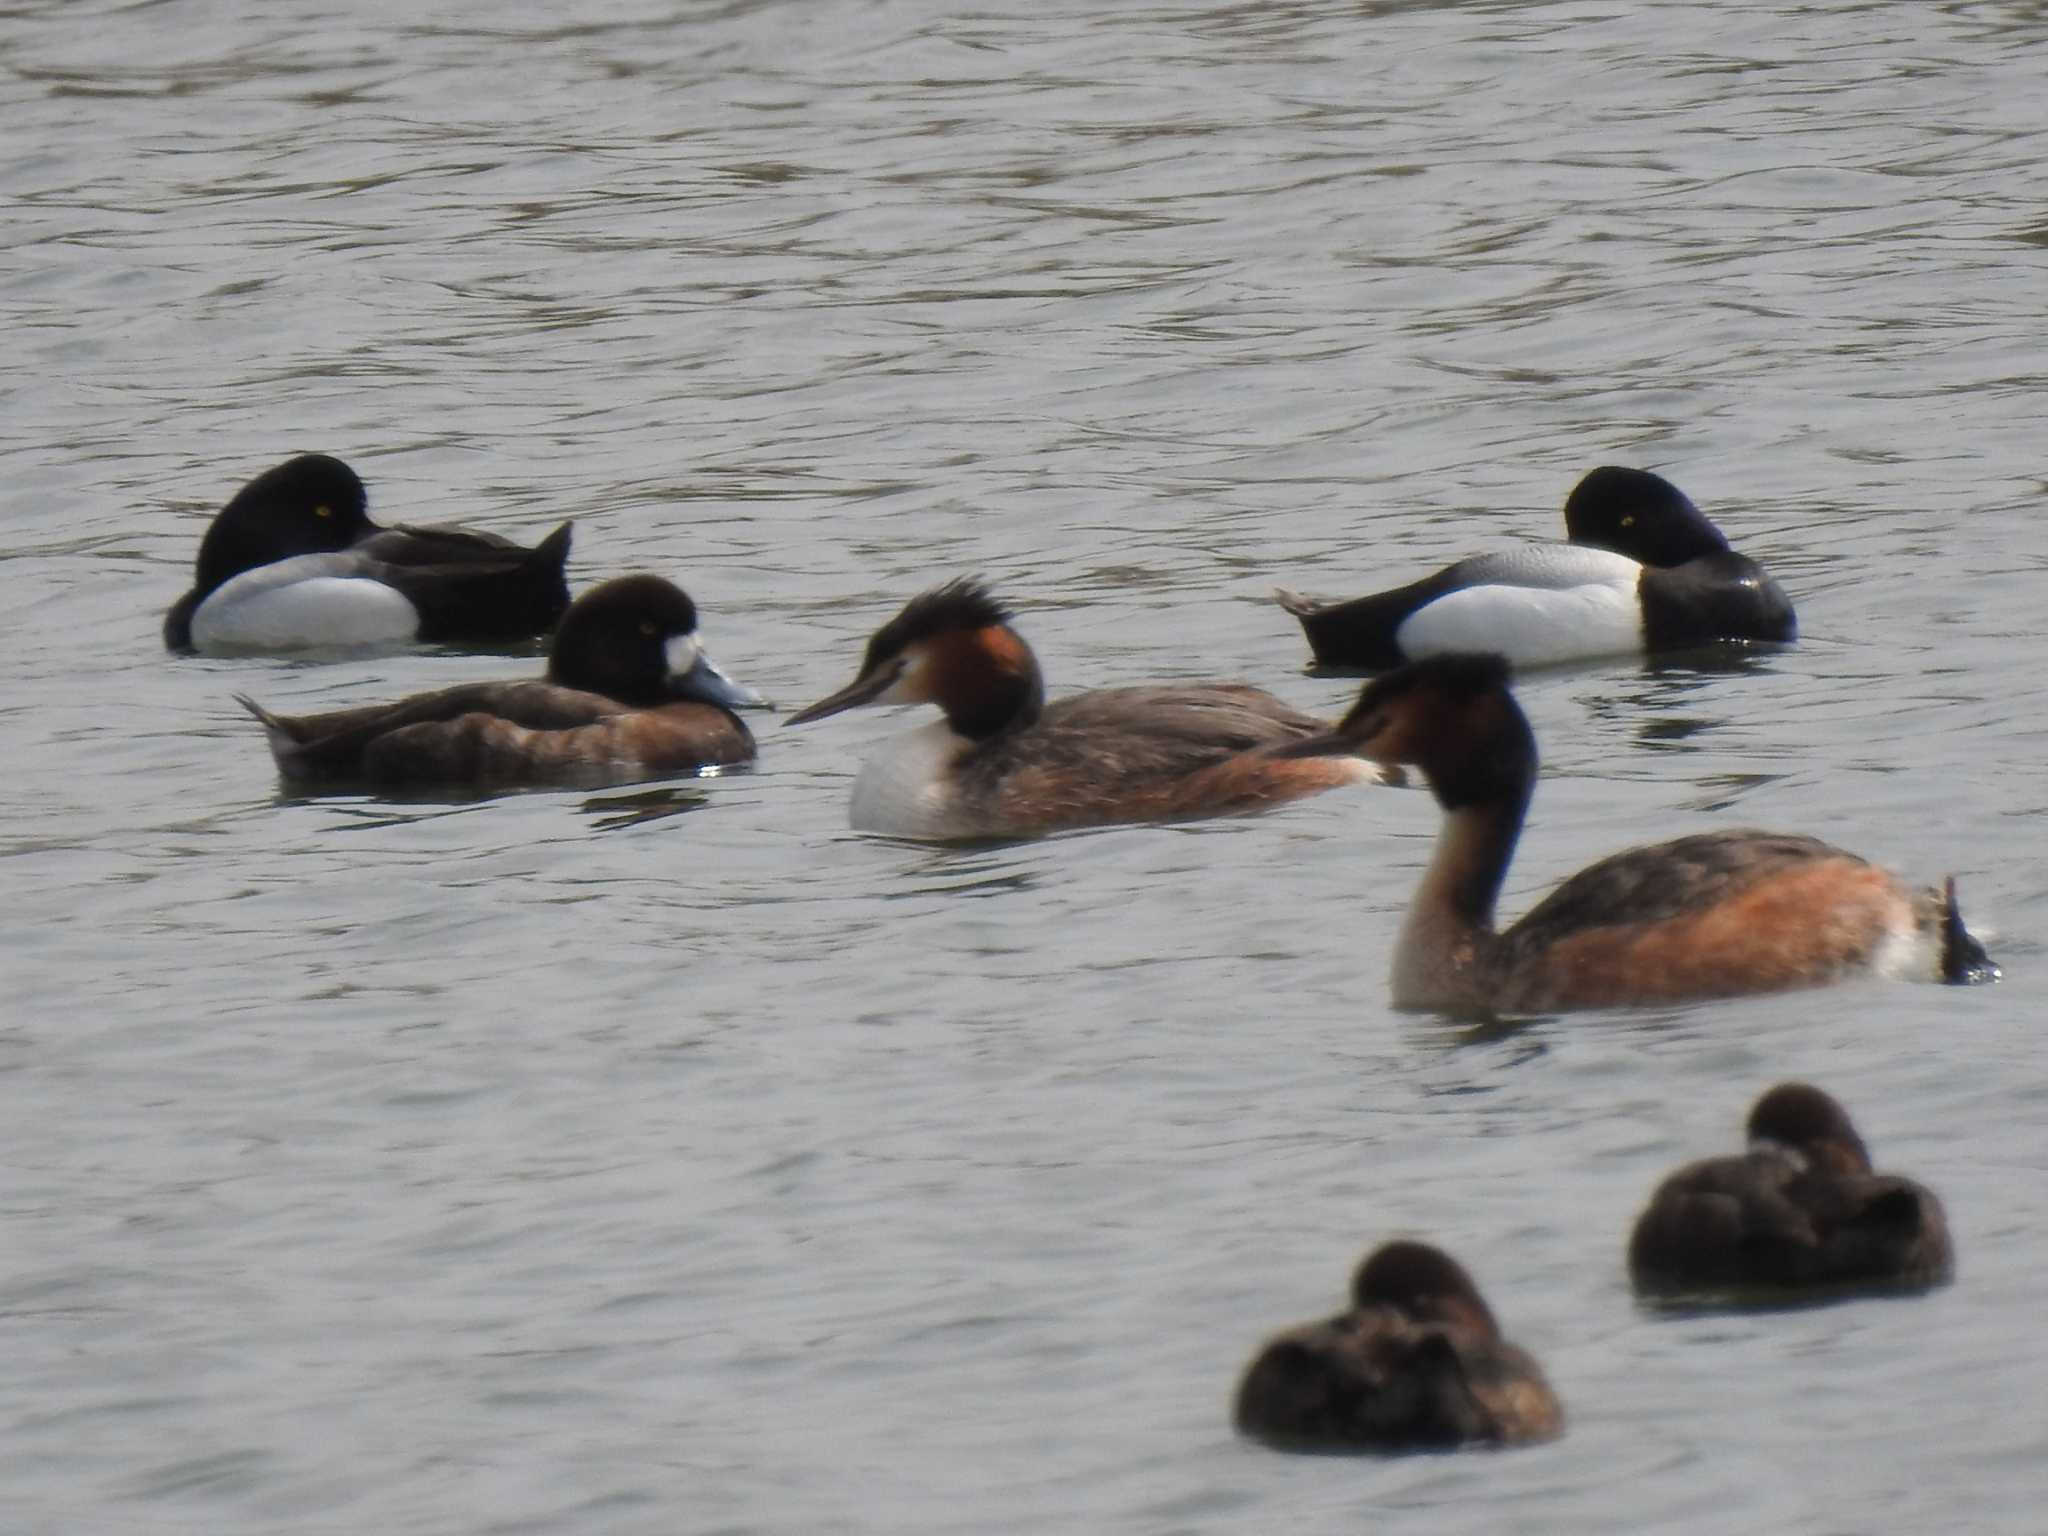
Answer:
[1397,550,1643,667]
[190,553,420,653]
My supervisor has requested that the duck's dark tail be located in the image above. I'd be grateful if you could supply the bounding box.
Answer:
[1939,876,2000,986]
[1274,578,1438,671]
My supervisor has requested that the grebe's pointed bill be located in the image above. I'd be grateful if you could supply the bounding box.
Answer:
[785,659,905,726]
[666,634,765,711]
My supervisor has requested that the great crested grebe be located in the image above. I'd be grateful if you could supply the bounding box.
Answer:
[237,575,759,787]
[1272,652,1997,1014]
[166,454,572,653]
[1276,466,1795,671]
[1234,1239,1564,1453]
[784,578,1390,840]
[1629,1082,1953,1298]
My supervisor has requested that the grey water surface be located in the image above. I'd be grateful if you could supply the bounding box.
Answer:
[5,1,2048,1531]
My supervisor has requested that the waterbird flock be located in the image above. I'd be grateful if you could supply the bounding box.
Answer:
[171,451,1996,1455]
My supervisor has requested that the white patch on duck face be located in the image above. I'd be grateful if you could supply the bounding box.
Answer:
[1397,558,1645,668]
[190,553,419,653]
[665,633,701,678]
[847,718,976,837]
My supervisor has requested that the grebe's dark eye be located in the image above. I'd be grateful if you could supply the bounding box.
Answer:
[639,621,657,637]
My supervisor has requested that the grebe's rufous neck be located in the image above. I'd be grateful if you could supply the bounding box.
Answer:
[787,577,1391,840]
[1234,1238,1563,1452]
[1629,1082,1952,1298]
[1275,652,1997,1014]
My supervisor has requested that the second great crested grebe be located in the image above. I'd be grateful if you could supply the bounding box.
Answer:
[166,454,572,653]
[1275,466,1795,671]
[785,579,1391,839]
[1629,1082,1953,1299]
[1272,652,1997,1014]
[1234,1239,1564,1452]
[237,575,760,787]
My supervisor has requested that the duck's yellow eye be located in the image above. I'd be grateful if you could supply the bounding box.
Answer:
[314,505,333,518]
[1619,513,1635,527]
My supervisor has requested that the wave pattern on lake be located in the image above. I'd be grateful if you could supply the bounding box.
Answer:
[4,1,2047,1532]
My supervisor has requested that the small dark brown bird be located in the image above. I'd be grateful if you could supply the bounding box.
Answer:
[1629,1082,1953,1300]
[1233,1240,1563,1453]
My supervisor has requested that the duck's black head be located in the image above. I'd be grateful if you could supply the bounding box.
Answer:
[193,454,376,592]
[1563,466,1730,567]
[545,574,760,714]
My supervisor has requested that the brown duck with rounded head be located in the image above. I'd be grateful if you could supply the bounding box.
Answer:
[236,575,760,788]
[785,578,1391,840]
[1234,1240,1563,1453]
[1629,1082,1953,1299]
[1271,652,1997,1015]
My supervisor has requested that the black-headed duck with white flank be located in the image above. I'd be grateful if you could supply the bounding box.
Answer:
[1277,467,1795,672]
[167,454,572,654]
